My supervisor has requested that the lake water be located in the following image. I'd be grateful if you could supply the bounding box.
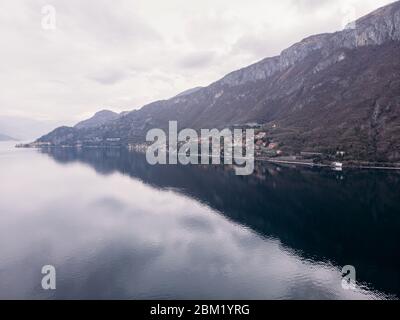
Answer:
[0,141,399,299]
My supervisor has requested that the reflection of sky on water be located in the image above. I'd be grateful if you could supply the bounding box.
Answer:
[0,143,388,299]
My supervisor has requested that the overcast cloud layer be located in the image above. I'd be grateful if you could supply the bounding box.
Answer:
[0,0,395,123]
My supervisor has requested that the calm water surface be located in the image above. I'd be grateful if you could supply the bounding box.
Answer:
[0,142,399,299]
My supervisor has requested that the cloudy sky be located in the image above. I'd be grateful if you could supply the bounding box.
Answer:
[0,0,395,123]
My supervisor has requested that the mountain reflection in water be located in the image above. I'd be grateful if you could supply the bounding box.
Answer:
[0,143,398,299]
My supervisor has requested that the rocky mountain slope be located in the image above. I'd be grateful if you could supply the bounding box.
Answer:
[38,1,400,162]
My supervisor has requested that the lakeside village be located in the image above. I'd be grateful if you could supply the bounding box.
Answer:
[127,130,345,170]
[16,126,353,170]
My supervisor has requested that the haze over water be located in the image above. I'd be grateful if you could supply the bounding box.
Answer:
[0,141,398,299]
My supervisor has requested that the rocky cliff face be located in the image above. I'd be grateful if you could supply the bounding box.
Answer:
[221,1,400,87]
[38,1,400,162]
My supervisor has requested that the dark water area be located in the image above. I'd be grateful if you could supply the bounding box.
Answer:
[0,142,399,299]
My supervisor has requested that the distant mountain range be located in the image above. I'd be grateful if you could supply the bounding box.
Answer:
[38,1,400,162]
[0,133,17,141]
[0,116,66,141]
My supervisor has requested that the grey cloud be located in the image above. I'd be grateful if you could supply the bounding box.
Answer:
[32,0,163,45]
[231,33,282,59]
[178,51,217,69]
[0,0,394,122]
[87,69,130,85]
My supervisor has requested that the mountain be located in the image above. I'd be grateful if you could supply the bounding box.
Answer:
[0,133,17,141]
[74,110,119,129]
[38,1,400,162]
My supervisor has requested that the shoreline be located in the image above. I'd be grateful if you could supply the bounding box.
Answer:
[15,144,400,172]
[259,158,400,171]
